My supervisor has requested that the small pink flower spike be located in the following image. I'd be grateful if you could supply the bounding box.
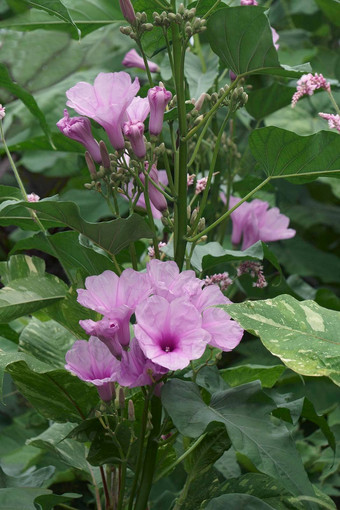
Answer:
[292,73,331,108]
[123,97,150,158]
[319,112,340,133]
[57,109,101,163]
[27,193,40,203]
[66,72,140,150]
[119,0,136,25]
[147,86,172,136]
[122,49,159,73]
[240,0,258,4]
[0,104,5,120]
[271,27,279,50]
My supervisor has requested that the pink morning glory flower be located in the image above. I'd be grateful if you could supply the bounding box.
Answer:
[134,295,210,370]
[123,96,150,158]
[126,163,168,218]
[79,317,123,358]
[57,109,101,163]
[77,269,152,352]
[66,72,140,150]
[118,338,168,388]
[221,195,296,250]
[122,49,159,73]
[147,86,172,136]
[65,336,120,401]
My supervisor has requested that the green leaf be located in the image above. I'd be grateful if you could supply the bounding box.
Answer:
[246,83,296,120]
[34,492,81,510]
[23,200,153,256]
[207,7,311,77]
[162,379,316,501]
[184,426,230,477]
[205,494,274,510]
[22,0,80,38]
[184,51,219,100]
[0,254,45,285]
[314,0,340,27]
[11,231,117,279]
[0,275,67,323]
[27,422,90,471]
[1,355,98,421]
[0,63,53,147]
[249,127,340,183]
[191,241,264,272]
[0,488,51,510]
[225,295,340,386]
[0,465,55,488]
[0,0,123,38]
[19,317,76,368]
[220,364,286,388]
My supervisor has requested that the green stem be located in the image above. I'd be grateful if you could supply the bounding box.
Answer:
[128,395,150,510]
[193,34,206,73]
[129,243,138,270]
[203,0,222,19]
[187,115,212,167]
[184,76,241,141]
[186,176,272,242]
[155,433,207,481]
[328,90,340,115]
[134,396,162,510]
[143,173,160,259]
[172,23,188,269]
[137,40,154,87]
[117,460,127,510]
[190,111,232,237]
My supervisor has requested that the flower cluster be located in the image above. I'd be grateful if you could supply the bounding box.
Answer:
[237,261,268,288]
[291,73,330,108]
[204,272,233,291]
[65,260,244,399]
[0,104,5,120]
[319,112,340,133]
[57,72,171,160]
[221,195,296,250]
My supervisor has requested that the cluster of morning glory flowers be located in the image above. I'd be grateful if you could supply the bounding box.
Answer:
[65,260,244,401]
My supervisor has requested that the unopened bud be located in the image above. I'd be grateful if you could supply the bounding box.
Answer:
[119,387,125,409]
[128,400,135,421]
[168,12,176,21]
[187,205,191,219]
[85,151,96,178]
[178,3,185,14]
[119,0,136,25]
[198,217,205,231]
[143,23,154,31]
[175,13,182,23]
[99,141,110,169]
[242,92,248,104]
[190,208,198,225]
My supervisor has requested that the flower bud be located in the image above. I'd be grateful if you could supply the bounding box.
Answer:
[57,109,101,163]
[85,151,97,178]
[0,104,5,120]
[119,0,136,25]
[99,141,111,169]
[119,387,125,409]
[147,86,172,136]
[128,400,135,421]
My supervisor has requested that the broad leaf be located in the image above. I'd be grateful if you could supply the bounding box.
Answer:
[0,275,67,323]
[0,63,53,146]
[0,254,45,285]
[1,354,98,421]
[0,488,51,510]
[0,465,55,488]
[23,0,80,38]
[225,295,340,386]
[162,379,316,502]
[246,83,296,120]
[23,200,153,256]
[205,494,274,510]
[11,231,117,278]
[249,127,340,183]
[0,0,123,38]
[207,7,311,77]
[220,364,285,388]
[184,51,219,100]
[315,0,340,27]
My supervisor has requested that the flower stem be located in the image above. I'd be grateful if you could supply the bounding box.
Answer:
[328,90,340,115]
[171,23,188,269]
[134,396,162,510]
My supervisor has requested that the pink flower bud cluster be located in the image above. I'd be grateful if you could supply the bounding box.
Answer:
[58,72,171,161]
[291,73,331,108]
[237,261,268,288]
[148,242,167,259]
[204,272,233,291]
[319,112,340,133]
[195,177,208,195]
[0,104,5,120]
[65,260,244,400]
[27,193,40,203]
[240,0,258,5]
[187,173,195,186]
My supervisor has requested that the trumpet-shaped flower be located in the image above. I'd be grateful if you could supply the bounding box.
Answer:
[66,72,139,150]
[65,337,120,401]
[134,296,210,370]
[57,109,101,163]
[122,49,159,73]
[77,269,152,351]
[118,338,168,388]
[127,166,168,218]
[147,86,172,136]
[123,97,150,158]
[222,195,295,249]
